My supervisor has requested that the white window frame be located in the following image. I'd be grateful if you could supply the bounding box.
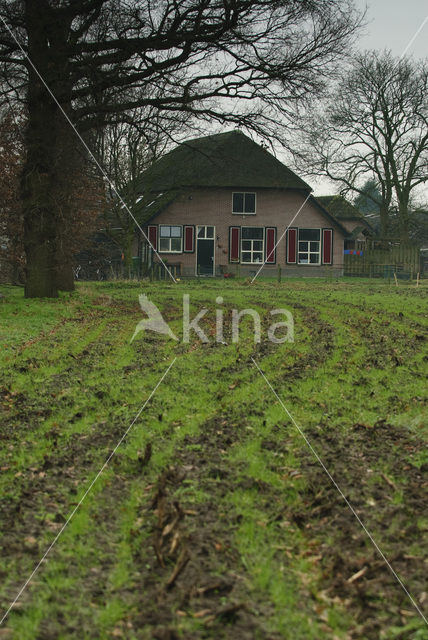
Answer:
[158,225,183,253]
[196,225,215,239]
[298,228,321,265]
[240,227,264,264]
[232,192,256,215]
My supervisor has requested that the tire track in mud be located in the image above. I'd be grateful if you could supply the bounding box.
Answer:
[292,421,428,638]
[124,416,285,640]
[115,305,337,638]
[256,296,428,637]
[0,306,175,621]
[9,302,329,638]
[4,296,404,638]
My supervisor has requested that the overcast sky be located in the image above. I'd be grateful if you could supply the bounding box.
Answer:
[355,0,428,59]
[311,0,428,196]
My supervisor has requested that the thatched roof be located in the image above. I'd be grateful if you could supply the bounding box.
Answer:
[316,195,367,221]
[133,130,311,193]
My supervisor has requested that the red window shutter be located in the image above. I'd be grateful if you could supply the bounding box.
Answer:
[265,227,276,263]
[184,225,194,252]
[229,227,240,262]
[148,225,157,250]
[286,228,297,263]
[322,228,333,264]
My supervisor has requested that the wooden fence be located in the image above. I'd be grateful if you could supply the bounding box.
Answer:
[344,244,421,279]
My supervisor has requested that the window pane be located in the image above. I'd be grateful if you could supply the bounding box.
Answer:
[242,240,251,250]
[171,226,181,237]
[253,252,263,262]
[233,193,244,212]
[160,226,170,237]
[310,241,319,251]
[299,229,320,241]
[159,238,170,251]
[299,241,308,251]
[241,252,251,262]
[206,226,214,238]
[299,253,308,263]
[171,238,181,251]
[309,253,319,263]
[197,227,205,238]
[242,227,263,239]
[244,193,256,213]
[253,240,263,251]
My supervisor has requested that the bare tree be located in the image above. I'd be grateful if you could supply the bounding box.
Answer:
[0,0,362,297]
[0,109,24,284]
[97,108,189,270]
[293,51,428,240]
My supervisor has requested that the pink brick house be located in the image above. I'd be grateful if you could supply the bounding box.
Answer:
[317,195,375,250]
[134,131,348,277]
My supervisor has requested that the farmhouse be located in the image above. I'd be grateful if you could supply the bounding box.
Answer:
[133,131,349,277]
[316,195,375,250]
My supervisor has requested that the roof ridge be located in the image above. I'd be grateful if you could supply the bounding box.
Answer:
[178,129,242,146]
[135,129,311,192]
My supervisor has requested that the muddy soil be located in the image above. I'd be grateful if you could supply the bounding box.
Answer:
[294,420,428,638]
[126,417,284,640]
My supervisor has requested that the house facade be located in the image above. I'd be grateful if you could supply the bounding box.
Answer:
[316,195,375,250]
[134,131,348,277]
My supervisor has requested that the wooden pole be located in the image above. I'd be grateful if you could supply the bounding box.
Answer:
[394,272,398,287]
[416,272,420,288]
[277,264,281,283]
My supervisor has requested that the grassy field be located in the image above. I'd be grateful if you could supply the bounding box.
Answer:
[0,278,427,640]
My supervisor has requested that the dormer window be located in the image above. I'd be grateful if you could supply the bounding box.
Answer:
[232,192,256,214]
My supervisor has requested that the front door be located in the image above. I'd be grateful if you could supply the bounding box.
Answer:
[196,226,215,276]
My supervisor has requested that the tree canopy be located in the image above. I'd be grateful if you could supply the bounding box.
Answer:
[0,0,362,297]
[292,50,428,240]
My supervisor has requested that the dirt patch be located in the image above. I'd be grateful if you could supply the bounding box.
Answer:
[292,420,428,638]
[273,305,335,382]
[0,417,128,600]
[127,417,283,639]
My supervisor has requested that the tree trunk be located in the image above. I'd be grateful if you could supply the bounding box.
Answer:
[23,0,74,298]
[22,86,59,298]
[56,259,75,291]
[123,231,134,278]
[379,203,389,239]
[398,199,410,243]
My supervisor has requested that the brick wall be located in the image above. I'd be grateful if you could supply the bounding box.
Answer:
[144,187,345,277]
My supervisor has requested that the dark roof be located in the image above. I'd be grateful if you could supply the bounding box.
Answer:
[348,225,369,239]
[133,130,311,193]
[309,196,351,237]
[131,190,181,225]
[316,195,367,221]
